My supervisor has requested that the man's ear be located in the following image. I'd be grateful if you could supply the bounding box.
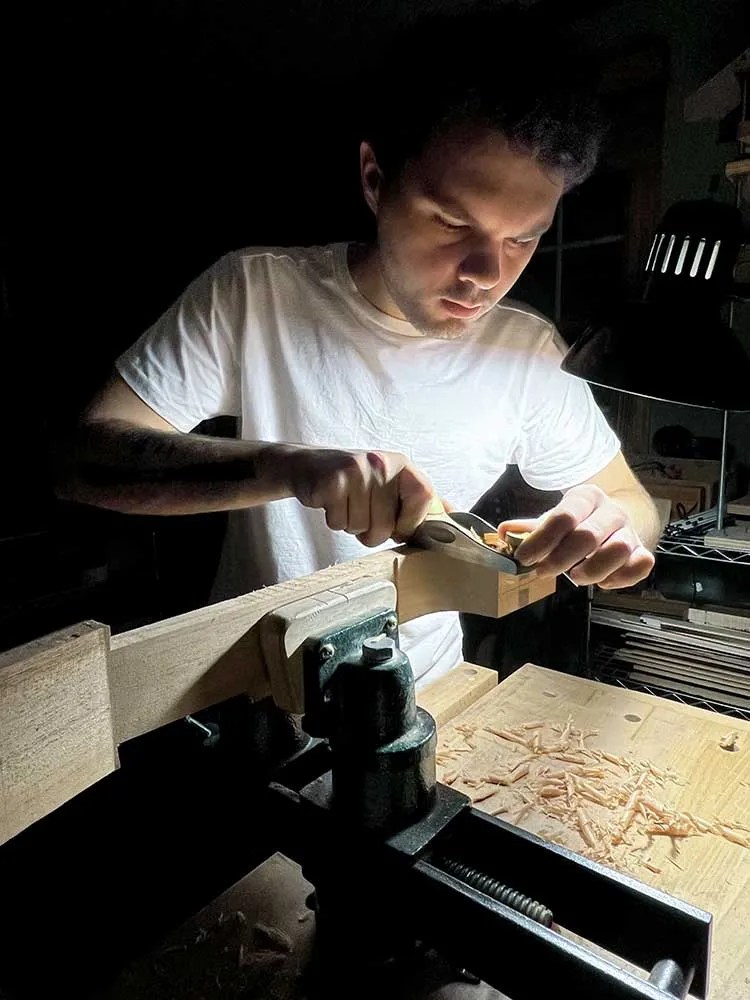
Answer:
[359,141,383,215]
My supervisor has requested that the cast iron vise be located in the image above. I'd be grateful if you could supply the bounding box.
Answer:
[259,587,712,1000]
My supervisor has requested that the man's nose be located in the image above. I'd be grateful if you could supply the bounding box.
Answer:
[458,246,502,290]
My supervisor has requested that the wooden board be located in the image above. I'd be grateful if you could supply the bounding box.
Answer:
[0,621,115,845]
[109,547,552,744]
[436,664,750,999]
[704,525,750,552]
[0,545,550,846]
[689,607,750,633]
[0,546,556,843]
[417,663,497,727]
[727,493,750,518]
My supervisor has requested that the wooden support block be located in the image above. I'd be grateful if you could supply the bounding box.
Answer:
[725,158,750,178]
[0,622,115,846]
[417,662,497,727]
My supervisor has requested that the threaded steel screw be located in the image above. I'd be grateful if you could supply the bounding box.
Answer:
[438,857,553,927]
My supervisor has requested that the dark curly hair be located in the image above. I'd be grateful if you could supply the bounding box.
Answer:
[362,9,606,192]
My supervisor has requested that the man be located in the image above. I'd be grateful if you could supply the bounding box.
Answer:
[58,12,659,689]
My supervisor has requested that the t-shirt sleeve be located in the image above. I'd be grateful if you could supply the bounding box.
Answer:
[513,326,621,491]
[116,254,242,432]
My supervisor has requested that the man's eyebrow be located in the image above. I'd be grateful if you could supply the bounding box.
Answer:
[512,219,555,241]
[427,192,475,223]
[428,192,555,240]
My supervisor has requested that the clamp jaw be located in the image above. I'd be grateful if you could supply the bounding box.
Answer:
[262,580,438,834]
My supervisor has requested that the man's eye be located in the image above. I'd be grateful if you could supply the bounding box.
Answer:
[434,215,467,232]
[508,237,537,248]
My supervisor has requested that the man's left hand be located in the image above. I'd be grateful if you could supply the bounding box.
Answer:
[498,484,655,589]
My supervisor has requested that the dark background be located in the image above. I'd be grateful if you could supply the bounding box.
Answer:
[3,0,747,649]
[1,1,748,996]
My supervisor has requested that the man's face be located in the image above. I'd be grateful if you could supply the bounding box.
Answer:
[365,125,564,339]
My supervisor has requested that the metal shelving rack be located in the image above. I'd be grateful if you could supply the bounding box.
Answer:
[589,512,750,720]
[656,535,750,566]
[652,501,750,564]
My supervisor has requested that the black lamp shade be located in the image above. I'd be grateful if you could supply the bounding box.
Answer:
[561,199,750,411]
[561,302,750,411]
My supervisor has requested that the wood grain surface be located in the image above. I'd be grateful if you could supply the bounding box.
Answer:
[436,663,750,999]
[0,621,115,844]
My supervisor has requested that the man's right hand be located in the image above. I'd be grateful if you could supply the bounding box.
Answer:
[281,446,436,547]
[60,373,442,528]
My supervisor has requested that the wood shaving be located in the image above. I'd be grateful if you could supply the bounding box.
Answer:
[438,714,750,879]
[468,784,499,803]
[713,824,749,847]
[488,803,509,816]
[719,731,740,751]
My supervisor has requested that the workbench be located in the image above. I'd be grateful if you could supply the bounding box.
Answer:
[1,544,745,998]
[95,663,750,1000]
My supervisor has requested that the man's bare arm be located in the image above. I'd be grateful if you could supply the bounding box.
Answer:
[579,451,664,551]
[56,372,435,544]
[54,373,291,514]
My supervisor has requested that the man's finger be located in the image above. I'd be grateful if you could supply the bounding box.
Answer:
[510,491,601,566]
[596,547,655,589]
[395,467,435,540]
[533,505,627,577]
[347,484,372,535]
[368,449,405,483]
[359,479,399,548]
[497,517,539,538]
[566,527,635,585]
[325,499,348,532]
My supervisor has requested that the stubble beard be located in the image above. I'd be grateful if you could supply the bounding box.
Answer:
[378,248,473,341]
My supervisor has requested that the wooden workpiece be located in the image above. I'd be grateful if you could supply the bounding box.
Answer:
[437,664,750,1000]
[0,546,552,846]
[110,545,549,742]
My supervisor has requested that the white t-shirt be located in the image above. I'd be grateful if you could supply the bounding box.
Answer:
[117,243,620,685]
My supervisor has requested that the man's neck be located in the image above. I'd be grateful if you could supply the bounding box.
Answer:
[347,242,406,322]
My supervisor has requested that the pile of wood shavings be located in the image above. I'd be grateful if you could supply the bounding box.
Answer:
[437,716,750,878]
